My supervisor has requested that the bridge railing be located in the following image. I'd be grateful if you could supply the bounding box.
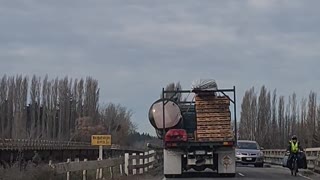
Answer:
[0,138,143,152]
[263,147,320,173]
[50,149,163,179]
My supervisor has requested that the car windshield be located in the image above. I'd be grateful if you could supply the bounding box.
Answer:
[237,142,259,150]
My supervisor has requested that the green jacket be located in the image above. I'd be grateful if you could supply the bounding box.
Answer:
[286,140,303,153]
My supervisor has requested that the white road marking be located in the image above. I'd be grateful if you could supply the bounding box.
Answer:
[238,173,245,177]
[298,173,313,180]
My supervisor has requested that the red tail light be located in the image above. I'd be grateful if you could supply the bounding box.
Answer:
[165,129,188,142]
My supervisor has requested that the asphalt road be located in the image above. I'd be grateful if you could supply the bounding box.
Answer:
[163,165,320,180]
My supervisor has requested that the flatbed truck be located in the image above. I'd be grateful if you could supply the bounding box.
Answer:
[148,86,237,178]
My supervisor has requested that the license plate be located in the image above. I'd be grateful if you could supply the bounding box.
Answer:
[246,158,252,160]
[195,150,206,155]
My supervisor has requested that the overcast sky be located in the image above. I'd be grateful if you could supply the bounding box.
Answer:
[1,0,320,135]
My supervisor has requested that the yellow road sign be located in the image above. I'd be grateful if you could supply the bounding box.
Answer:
[91,135,111,146]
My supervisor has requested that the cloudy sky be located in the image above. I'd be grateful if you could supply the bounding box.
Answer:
[1,0,320,135]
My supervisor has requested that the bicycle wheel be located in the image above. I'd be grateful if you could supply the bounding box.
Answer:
[294,159,298,176]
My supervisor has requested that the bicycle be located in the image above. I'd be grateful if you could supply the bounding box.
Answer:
[290,153,298,176]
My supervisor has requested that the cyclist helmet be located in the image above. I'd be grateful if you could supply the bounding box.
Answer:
[291,135,297,140]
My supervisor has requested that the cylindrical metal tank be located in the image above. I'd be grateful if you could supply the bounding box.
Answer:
[148,99,183,131]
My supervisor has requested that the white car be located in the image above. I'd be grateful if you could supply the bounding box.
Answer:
[235,140,264,167]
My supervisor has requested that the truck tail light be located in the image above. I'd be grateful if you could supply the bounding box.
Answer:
[223,141,233,146]
[165,129,188,142]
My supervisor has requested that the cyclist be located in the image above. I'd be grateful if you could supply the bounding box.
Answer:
[286,135,304,171]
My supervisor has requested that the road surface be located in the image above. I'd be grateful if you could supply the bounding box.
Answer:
[163,165,320,180]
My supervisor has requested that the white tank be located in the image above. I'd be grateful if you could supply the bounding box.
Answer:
[148,99,183,130]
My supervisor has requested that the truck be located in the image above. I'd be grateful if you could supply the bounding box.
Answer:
[148,80,237,178]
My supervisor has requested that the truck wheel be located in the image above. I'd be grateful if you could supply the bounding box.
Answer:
[220,173,236,177]
[193,166,206,171]
[254,163,264,168]
[228,173,236,177]
[164,174,181,178]
[164,174,174,178]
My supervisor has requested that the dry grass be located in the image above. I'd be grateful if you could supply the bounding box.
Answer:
[0,162,62,180]
[0,161,163,180]
[0,162,130,180]
[115,164,163,180]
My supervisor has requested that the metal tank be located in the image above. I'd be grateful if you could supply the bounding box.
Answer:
[148,99,183,138]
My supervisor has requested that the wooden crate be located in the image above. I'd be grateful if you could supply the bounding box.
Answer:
[197,114,231,121]
[195,101,230,106]
[194,94,233,142]
[197,134,232,139]
[196,112,230,117]
[196,129,232,134]
[197,137,234,142]
[197,125,231,130]
[195,108,230,113]
[195,96,229,101]
[197,132,233,138]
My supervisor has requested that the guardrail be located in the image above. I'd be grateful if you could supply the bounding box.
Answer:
[0,138,142,151]
[263,147,320,173]
[50,150,163,179]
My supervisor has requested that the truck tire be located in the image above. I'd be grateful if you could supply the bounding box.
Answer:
[164,174,174,178]
[227,173,236,177]
[254,163,264,168]
[164,174,182,178]
[193,166,206,171]
[220,173,236,177]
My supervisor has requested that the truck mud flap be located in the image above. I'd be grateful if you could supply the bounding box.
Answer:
[216,149,236,174]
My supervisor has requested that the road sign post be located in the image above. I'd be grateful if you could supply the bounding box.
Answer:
[91,135,111,178]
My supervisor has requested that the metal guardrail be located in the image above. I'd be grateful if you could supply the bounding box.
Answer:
[0,138,143,152]
[263,147,320,173]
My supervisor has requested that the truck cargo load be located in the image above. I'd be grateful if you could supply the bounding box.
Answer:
[148,80,237,178]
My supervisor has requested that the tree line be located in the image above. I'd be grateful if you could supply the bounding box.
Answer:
[239,86,320,149]
[0,75,135,145]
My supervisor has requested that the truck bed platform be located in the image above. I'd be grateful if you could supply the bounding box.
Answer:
[165,140,235,149]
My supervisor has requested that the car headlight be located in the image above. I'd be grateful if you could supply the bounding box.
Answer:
[236,151,241,155]
[259,152,264,156]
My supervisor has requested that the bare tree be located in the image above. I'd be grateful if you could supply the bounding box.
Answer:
[271,89,278,148]
[51,78,59,139]
[162,82,182,102]
[7,77,15,138]
[240,85,320,149]
[0,74,137,146]
[314,105,320,146]
[299,98,307,147]
[291,93,297,137]
[306,91,317,147]
[83,77,99,120]
[257,86,269,146]
[278,96,285,147]
[239,90,251,140]
[0,76,7,137]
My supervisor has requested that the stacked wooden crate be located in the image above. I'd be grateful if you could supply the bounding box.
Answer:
[195,94,234,142]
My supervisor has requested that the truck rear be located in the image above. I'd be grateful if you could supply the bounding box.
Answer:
[148,81,237,178]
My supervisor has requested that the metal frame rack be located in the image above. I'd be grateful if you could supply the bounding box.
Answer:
[160,86,237,145]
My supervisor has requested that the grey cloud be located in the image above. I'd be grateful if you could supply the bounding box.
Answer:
[1,0,320,135]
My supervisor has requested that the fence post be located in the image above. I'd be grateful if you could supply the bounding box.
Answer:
[110,165,113,179]
[149,150,154,169]
[96,158,102,179]
[132,153,137,175]
[316,151,320,172]
[124,153,129,175]
[144,151,149,172]
[139,153,144,174]
[83,159,87,180]
[119,155,123,176]
[67,158,71,180]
